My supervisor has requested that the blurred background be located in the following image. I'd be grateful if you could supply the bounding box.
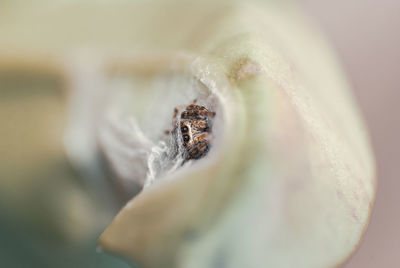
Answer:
[0,0,398,267]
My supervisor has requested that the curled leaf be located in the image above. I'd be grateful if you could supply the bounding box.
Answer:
[96,1,376,268]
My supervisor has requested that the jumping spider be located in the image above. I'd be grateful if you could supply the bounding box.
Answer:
[168,99,216,163]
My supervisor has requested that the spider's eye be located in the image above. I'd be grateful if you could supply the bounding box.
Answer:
[181,126,188,133]
[183,135,190,142]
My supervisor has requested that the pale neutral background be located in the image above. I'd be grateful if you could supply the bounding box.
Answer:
[299,0,400,267]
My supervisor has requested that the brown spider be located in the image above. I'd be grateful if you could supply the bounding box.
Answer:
[168,99,216,162]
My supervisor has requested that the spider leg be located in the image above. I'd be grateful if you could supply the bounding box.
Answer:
[173,107,180,118]
[208,111,216,117]
[166,106,184,136]
[173,104,187,118]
